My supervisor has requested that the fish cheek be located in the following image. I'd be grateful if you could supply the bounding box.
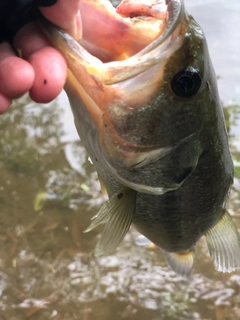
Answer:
[105,96,203,149]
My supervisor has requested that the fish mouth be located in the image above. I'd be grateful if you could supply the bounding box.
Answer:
[69,0,185,84]
[38,0,186,195]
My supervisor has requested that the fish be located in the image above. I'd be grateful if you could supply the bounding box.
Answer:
[36,0,240,277]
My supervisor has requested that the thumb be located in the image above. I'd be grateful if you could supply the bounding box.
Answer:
[38,0,82,39]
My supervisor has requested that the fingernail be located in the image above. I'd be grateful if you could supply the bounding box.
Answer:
[36,0,58,7]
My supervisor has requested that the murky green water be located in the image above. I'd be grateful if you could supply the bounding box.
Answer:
[0,1,240,319]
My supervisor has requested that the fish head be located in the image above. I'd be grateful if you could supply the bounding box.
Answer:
[38,0,218,195]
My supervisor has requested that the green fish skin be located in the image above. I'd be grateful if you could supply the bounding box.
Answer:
[37,0,240,277]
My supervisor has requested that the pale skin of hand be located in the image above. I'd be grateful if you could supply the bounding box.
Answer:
[0,0,82,113]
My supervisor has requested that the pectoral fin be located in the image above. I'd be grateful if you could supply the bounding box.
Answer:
[205,210,240,272]
[164,249,194,278]
[84,187,136,256]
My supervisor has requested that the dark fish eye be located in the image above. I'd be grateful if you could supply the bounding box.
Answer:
[171,67,202,97]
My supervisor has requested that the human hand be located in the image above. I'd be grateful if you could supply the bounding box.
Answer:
[0,0,82,113]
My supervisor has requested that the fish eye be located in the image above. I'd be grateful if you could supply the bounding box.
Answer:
[171,67,202,97]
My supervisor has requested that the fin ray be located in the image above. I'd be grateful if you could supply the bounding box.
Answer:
[164,250,194,278]
[84,192,121,233]
[95,188,136,256]
[205,210,240,272]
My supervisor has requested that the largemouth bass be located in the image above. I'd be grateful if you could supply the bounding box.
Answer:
[37,0,240,277]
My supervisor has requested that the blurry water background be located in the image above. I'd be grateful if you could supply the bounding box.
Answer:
[0,0,239,319]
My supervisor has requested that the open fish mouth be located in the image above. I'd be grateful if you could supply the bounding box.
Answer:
[38,0,188,194]
[77,0,184,63]
[79,0,169,63]
[66,0,185,83]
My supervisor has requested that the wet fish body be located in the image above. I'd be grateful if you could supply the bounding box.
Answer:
[38,0,240,276]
